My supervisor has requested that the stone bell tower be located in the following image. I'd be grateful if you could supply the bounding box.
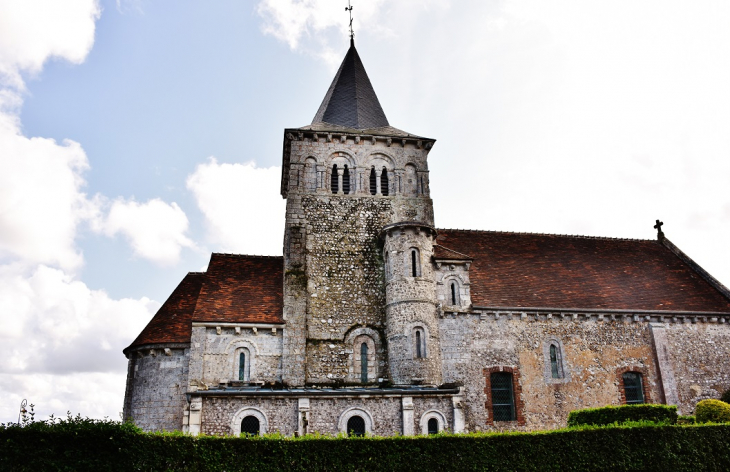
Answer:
[279,39,441,387]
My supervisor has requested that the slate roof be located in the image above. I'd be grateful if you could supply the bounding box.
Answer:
[124,272,204,354]
[311,42,390,130]
[435,229,730,312]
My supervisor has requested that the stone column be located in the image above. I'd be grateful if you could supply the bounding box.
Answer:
[337,168,344,194]
[401,396,414,435]
[452,393,465,433]
[375,170,382,196]
[297,398,310,436]
[187,397,202,436]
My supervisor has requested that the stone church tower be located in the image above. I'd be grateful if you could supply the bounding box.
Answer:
[279,39,442,388]
[122,38,730,437]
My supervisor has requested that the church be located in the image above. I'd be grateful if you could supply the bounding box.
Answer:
[122,38,730,436]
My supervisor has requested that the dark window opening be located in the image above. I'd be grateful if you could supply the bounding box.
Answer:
[623,372,645,404]
[241,416,260,436]
[360,343,368,383]
[411,249,418,277]
[490,372,516,422]
[330,164,338,193]
[550,344,561,379]
[450,282,457,305]
[347,416,366,437]
[427,418,439,435]
[238,352,246,381]
[381,168,389,196]
[342,165,350,194]
[415,330,422,358]
[369,168,377,195]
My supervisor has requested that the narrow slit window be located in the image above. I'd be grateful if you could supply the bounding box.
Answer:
[490,372,516,422]
[450,282,458,305]
[330,164,338,193]
[415,330,422,358]
[381,168,389,196]
[411,249,420,277]
[622,372,645,404]
[550,344,561,379]
[360,343,368,383]
[369,168,377,195]
[238,352,246,381]
[342,165,350,194]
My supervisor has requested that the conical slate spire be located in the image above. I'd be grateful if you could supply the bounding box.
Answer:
[312,42,389,129]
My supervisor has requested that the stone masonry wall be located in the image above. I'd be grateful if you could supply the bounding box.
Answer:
[439,314,662,431]
[663,322,730,413]
[187,326,283,387]
[124,347,189,432]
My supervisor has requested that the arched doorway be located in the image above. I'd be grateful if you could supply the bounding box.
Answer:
[241,415,260,436]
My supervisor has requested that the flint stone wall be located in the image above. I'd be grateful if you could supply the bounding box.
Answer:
[124,347,189,432]
[439,314,662,431]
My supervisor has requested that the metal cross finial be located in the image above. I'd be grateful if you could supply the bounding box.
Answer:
[654,219,665,240]
[346,0,354,46]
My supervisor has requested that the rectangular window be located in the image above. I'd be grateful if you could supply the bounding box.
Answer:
[622,372,644,404]
[490,372,516,421]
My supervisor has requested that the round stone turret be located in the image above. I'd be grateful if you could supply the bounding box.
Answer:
[380,222,442,386]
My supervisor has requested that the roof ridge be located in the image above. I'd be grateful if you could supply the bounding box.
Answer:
[436,228,655,242]
[211,253,283,259]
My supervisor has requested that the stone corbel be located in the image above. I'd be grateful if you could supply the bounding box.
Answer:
[417,140,423,149]
[298,132,304,140]
[286,132,295,140]
[401,139,407,147]
[355,136,361,144]
[371,136,376,145]
[340,135,347,143]
[386,138,392,147]
[313,133,319,142]
[327,133,332,142]
[164,348,172,356]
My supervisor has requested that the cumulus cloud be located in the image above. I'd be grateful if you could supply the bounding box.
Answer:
[98,198,195,266]
[0,0,100,89]
[187,158,285,256]
[0,264,157,421]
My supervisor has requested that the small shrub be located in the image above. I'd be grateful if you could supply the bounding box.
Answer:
[721,388,730,404]
[695,399,730,424]
[677,415,696,425]
[567,404,677,427]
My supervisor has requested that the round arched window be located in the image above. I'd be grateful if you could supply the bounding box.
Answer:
[241,415,260,436]
[347,415,366,437]
[427,417,439,435]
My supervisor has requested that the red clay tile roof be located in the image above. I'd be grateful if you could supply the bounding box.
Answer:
[124,272,204,353]
[192,254,284,324]
[436,229,730,312]
[433,244,472,261]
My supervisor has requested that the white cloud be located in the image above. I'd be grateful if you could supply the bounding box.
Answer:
[99,198,195,266]
[187,158,285,256]
[0,264,157,422]
[0,0,100,89]
[0,102,96,272]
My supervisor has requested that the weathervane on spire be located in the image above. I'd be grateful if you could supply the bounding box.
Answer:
[346,0,354,46]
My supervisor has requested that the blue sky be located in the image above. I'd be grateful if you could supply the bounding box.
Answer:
[1,0,729,422]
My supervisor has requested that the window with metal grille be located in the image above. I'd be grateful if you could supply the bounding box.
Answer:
[427,418,439,435]
[330,165,338,193]
[343,165,350,194]
[490,372,516,421]
[549,344,562,379]
[622,372,644,404]
[241,416,260,436]
[360,343,368,383]
[380,168,389,196]
[238,352,246,381]
[347,416,366,437]
[369,168,377,195]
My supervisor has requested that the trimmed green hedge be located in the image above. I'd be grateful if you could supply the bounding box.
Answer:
[696,399,730,424]
[2,418,730,471]
[567,404,678,427]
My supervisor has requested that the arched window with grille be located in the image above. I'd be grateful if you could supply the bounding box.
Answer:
[369,168,377,195]
[235,348,250,381]
[427,418,439,435]
[622,372,645,404]
[347,416,366,437]
[240,415,260,436]
[410,248,421,277]
[342,165,350,194]
[330,164,338,193]
[380,168,389,196]
[549,344,563,379]
[238,352,246,381]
